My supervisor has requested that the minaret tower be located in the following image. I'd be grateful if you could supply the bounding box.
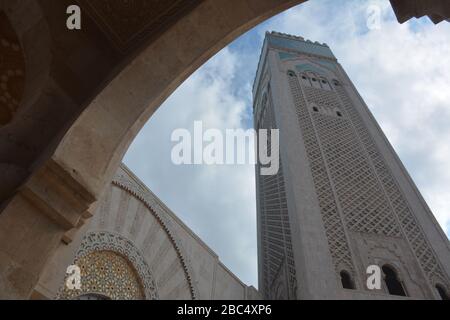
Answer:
[253,31,450,300]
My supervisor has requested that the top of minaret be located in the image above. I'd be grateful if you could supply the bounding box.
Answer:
[263,31,335,59]
[266,31,330,48]
[253,31,336,99]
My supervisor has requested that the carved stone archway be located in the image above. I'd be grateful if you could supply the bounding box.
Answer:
[0,0,446,300]
[59,231,158,300]
[0,0,306,299]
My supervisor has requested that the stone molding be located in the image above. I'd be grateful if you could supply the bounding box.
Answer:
[21,159,95,229]
[112,168,199,300]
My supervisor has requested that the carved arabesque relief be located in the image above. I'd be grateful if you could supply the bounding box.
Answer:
[288,71,356,279]
[335,80,450,292]
[59,231,158,300]
[0,11,25,125]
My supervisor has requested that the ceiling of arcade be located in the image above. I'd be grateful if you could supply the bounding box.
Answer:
[0,0,204,202]
[80,0,203,53]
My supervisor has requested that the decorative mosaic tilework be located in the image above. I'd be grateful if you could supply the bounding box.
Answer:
[61,250,145,300]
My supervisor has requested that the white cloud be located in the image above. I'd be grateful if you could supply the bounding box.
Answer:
[124,47,258,286]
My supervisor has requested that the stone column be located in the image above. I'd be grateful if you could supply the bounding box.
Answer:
[0,159,94,299]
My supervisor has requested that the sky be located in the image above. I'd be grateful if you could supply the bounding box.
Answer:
[124,0,450,288]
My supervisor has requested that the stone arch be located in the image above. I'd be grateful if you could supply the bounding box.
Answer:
[0,1,308,298]
[382,264,408,296]
[339,270,355,290]
[1,1,449,300]
[434,283,449,300]
[32,166,199,300]
[110,168,200,299]
[59,231,159,300]
[50,0,306,204]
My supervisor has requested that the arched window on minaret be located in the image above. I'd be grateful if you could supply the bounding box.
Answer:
[435,284,449,300]
[382,265,407,296]
[320,78,332,91]
[309,73,322,89]
[300,73,311,87]
[332,79,340,87]
[340,270,355,290]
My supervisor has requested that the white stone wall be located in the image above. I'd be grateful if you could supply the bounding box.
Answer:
[33,165,259,300]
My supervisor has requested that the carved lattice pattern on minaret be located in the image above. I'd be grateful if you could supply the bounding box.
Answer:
[257,90,297,299]
[303,86,402,237]
[287,72,356,276]
[335,83,450,288]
